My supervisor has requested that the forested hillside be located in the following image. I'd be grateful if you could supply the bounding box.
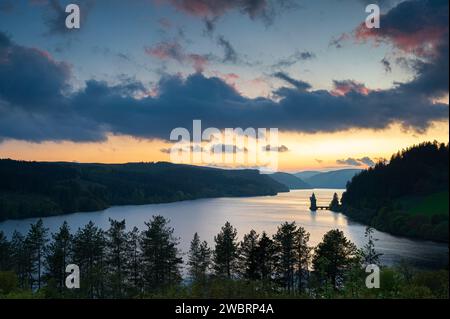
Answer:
[341,142,449,242]
[0,160,288,221]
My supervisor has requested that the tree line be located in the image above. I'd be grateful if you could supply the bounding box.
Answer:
[0,217,447,299]
[0,217,373,297]
[0,160,287,221]
[341,141,449,242]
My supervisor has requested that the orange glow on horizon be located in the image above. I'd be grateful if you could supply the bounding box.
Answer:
[0,121,448,172]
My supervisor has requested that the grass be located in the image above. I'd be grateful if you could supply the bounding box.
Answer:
[398,191,449,217]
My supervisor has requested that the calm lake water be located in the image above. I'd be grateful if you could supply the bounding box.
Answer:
[0,190,448,269]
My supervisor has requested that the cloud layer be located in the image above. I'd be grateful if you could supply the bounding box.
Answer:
[0,28,448,143]
[159,0,296,23]
[0,0,448,143]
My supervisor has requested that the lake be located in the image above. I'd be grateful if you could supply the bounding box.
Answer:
[0,189,448,269]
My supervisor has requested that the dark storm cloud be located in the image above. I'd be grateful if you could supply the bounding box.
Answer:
[355,0,449,98]
[0,30,448,143]
[0,37,71,107]
[273,72,311,91]
[332,80,369,96]
[0,1,14,13]
[0,32,11,47]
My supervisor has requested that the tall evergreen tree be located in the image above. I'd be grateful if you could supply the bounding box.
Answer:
[213,222,239,279]
[329,193,341,212]
[238,230,260,280]
[141,216,183,293]
[44,221,72,292]
[0,231,11,271]
[105,219,129,298]
[127,226,142,295]
[294,226,311,293]
[273,222,297,292]
[72,221,107,298]
[312,229,359,289]
[187,233,211,283]
[256,232,275,283]
[10,231,31,289]
[25,219,48,290]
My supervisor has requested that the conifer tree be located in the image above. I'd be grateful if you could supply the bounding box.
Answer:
[312,229,358,289]
[44,221,72,292]
[256,232,275,282]
[213,222,239,279]
[0,231,11,271]
[10,231,31,289]
[106,219,129,298]
[72,221,107,298]
[25,219,48,290]
[127,226,142,294]
[141,216,182,293]
[294,226,311,293]
[329,193,341,212]
[238,230,260,280]
[273,222,297,292]
[187,233,211,283]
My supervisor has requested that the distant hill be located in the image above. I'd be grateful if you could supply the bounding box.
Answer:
[294,171,321,180]
[342,142,449,242]
[0,160,288,221]
[300,169,362,189]
[269,172,311,189]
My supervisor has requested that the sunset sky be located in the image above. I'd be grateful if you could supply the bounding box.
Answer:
[0,0,448,172]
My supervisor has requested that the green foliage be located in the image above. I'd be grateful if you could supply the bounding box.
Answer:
[272,222,311,293]
[399,191,449,217]
[72,221,107,298]
[0,219,447,299]
[188,233,211,284]
[105,219,129,298]
[329,193,341,212]
[44,221,72,294]
[312,229,359,290]
[342,142,449,242]
[141,216,183,293]
[0,231,11,271]
[213,222,239,278]
[361,227,382,267]
[238,230,260,280]
[0,271,17,294]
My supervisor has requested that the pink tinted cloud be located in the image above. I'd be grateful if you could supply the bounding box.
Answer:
[332,80,370,96]
[145,41,209,72]
[188,54,208,73]
[145,42,184,61]
[355,22,447,57]
[155,0,268,19]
